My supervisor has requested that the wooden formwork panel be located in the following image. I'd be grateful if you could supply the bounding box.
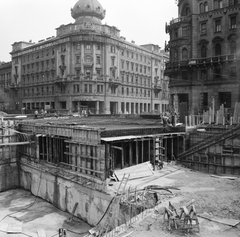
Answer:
[0,120,17,160]
[67,142,105,180]
[19,124,101,145]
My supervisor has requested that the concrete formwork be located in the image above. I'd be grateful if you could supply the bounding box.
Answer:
[181,127,240,175]
[2,117,186,226]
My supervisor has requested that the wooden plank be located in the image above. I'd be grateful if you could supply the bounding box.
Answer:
[198,214,240,227]
[114,162,154,180]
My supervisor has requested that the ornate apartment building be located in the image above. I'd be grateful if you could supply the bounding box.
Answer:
[8,0,169,114]
[0,62,12,110]
[165,0,240,113]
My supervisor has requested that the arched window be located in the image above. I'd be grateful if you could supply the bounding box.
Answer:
[182,4,191,16]
[182,48,188,60]
[204,2,208,12]
[230,41,237,54]
[215,43,222,56]
[200,3,204,13]
[201,45,207,58]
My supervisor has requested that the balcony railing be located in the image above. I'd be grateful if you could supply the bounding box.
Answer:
[109,78,121,87]
[165,54,239,71]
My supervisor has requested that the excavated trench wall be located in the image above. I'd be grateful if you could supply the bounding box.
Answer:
[0,120,19,192]
[19,160,111,226]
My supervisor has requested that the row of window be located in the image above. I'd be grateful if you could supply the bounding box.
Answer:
[172,39,236,61]
[199,0,238,14]
[76,43,154,64]
[23,86,55,97]
[173,15,237,40]
[0,73,11,81]
[22,71,55,85]
[22,59,55,74]
[22,102,55,110]
[22,84,163,99]
[200,15,237,35]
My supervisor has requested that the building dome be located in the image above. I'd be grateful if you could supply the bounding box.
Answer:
[71,0,105,25]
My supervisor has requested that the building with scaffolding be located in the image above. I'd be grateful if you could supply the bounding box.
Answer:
[165,0,240,115]
[8,0,169,115]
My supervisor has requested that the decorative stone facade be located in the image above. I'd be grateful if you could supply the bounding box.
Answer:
[9,0,169,114]
[165,0,240,114]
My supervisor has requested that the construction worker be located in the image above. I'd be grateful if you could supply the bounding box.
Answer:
[59,228,67,237]
[34,110,38,119]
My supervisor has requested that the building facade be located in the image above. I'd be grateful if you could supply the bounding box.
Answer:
[9,0,169,115]
[165,0,240,114]
[0,62,13,110]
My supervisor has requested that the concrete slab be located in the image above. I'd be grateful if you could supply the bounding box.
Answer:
[0,189,91,237]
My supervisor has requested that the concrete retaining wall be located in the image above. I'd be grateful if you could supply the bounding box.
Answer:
[19,163,111,226]
[0,121,19,192]
[0,160,19,192]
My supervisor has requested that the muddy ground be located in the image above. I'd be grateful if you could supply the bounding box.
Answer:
[118,165,240,237]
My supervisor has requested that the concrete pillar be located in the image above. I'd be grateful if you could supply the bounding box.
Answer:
[171,137,174,160]
[153,138,156,167]
[136,140,139,164]
[141,139,144,163]
[105,101,111,114]
[129,142,133,166]
[148,139,151,161]
[96,101,99,114]
[121,142,124,168]
[164,138,167,161]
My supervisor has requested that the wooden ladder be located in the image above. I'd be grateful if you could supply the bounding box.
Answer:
[98,173,130,237]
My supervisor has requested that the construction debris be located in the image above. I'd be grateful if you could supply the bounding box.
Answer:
[163,199,199,232]
[211,175,238,180]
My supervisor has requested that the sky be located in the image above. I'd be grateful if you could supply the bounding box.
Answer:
[0,0,178,62]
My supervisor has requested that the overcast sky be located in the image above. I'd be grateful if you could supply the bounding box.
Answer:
[0,0,178,62]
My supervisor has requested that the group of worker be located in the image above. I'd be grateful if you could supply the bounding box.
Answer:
[161,111,179,127]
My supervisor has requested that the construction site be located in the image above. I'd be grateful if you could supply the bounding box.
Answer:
[0,113,240,237]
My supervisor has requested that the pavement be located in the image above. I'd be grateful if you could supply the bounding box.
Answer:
[0,189,91,237]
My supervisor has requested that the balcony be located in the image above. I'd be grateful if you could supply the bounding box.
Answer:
[83,61,93,67]
[9,83,20,91]
[54,77,67,86]
[109,78,121,87]
[165,54,239,73]
[166,15,191,32]
[153,84,162,92]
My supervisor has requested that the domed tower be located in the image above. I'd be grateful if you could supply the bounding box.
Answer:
[71,0,106,25]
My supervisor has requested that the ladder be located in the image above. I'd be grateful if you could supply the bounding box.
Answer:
[178,125,240,160]
[98,173,130,237]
